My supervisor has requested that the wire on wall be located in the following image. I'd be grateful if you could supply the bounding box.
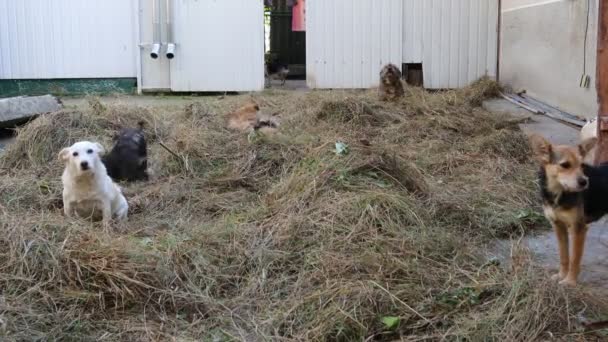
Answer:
[581,0,591,88]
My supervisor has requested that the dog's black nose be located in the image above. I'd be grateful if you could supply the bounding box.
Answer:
[80,161,89,170]
[578,178,588,188]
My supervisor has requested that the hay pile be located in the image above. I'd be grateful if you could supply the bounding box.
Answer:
[1,80,607,341]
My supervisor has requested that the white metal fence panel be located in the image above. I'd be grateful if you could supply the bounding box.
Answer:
[139,0,171,91]
[169,0,265,92]
[306,0,403,89]
[0,0,137,79]
[403,0,424,64]
[403,0,499,89]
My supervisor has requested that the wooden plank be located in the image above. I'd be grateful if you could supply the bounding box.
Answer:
[597,0,608,163]
[500,92,586,127]
[500,93,542,114]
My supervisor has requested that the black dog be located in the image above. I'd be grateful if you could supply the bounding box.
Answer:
[102,122,148,182]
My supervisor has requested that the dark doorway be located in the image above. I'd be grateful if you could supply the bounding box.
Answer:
[403,63,424,87]
[265,0,306,78]
[0,128,16,152]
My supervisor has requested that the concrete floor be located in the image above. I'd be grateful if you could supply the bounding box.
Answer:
[267,79,308,91]
[55,79,308,110]
[484,99,608,289]
[483,98,580,145]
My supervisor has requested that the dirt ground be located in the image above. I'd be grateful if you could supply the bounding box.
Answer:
[1,83,607,341]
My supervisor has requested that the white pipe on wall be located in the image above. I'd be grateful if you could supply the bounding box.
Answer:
[150,43,161,59]
[134,0,143,94]
[166,43,175,59]
[165,0,175,59]
[151,0,162,59]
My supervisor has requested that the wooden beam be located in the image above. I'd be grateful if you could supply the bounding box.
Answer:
[596,0,608,163]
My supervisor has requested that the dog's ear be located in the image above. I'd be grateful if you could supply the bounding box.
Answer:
[579,137,598,157]
[380,66,387,77]
[58,148,70,163]
[528,134,553,164]
[95,143,106,156]
[395,67,402,77]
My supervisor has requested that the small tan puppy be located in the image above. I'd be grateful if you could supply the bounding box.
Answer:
[227,101,279,134]
[227,101,259,131]
[379,63,405,101]
[59,141,128,227]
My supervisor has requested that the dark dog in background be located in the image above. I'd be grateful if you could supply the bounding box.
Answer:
[379,63,405,101]
[102,122,149,182]
[265,58,290,87]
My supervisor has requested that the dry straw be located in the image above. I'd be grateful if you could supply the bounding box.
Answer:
[0,79,606,341]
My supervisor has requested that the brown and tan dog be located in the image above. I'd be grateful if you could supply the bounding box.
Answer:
[227,101,259,132]
[227,100,279,134]
[379,63,405,101]
[529,134,608,286]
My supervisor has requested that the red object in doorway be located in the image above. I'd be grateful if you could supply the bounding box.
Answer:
[292,0,305,32]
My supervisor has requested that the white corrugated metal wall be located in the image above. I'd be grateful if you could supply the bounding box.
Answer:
[0,0,137,79]
[139,0,264,92]
[306,0,403,89]
[403,0,499,89]
[1,0,499,90]
[168,0,265,92]
[307,0,499,89]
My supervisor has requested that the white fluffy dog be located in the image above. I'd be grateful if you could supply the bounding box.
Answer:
[59,141,128,226]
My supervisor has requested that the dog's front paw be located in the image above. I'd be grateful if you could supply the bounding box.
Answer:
[558,278,577,287]
[63,204,73,217]
[102,220,112,230]
[551,272,567,281]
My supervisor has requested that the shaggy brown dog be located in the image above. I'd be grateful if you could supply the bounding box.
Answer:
[379,63,405,101]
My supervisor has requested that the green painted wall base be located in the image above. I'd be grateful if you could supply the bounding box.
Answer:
[0,78,137,98]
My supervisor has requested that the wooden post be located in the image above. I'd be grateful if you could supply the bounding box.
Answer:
[596,0,608,163]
